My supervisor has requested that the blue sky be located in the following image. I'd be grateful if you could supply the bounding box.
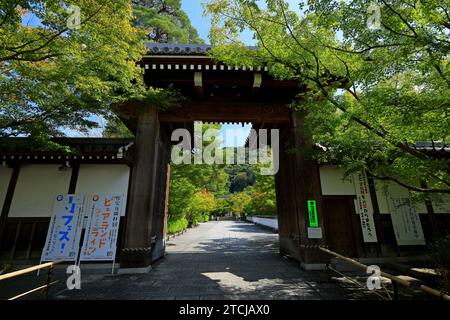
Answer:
[182,0,302,45]
[181,0,257,45]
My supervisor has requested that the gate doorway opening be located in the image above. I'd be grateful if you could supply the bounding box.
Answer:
[116,44,328,272]
[167,121,278,237]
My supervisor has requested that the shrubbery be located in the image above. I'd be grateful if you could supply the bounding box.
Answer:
[167,217,189,235]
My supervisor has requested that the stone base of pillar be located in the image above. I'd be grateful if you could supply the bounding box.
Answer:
[279,238,301,261]
[118,265,152,274]
[119,247,152,270]
[151,238,166,262]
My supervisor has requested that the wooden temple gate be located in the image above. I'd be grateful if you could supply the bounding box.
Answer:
[117,44,327,271]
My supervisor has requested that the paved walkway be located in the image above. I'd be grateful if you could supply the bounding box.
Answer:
[51,221,377,300]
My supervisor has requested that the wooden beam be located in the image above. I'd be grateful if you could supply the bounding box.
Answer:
[159,102,291,123]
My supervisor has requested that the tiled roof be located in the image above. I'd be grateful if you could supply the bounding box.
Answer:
[145,43,259,55]
[146,43,212,55]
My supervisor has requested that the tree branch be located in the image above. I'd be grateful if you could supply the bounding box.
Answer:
[367,170,450,194]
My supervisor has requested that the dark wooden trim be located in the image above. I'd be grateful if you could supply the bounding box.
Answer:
[0,159,129,166]
[26,222,37,260]
[421,181,439,238]
[68,162,80,194]
[4,217,50,223]
[424,200,439,238]
[322,195,357,200]
[159,102,292,123]
[10,221,22,259]
[120,165,133,253]
[367,176,386,247]
[0,165,20,243]
[347,197,366,257]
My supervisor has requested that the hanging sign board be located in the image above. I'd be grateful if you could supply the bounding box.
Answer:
[41,194,86,262]
[389,198,425,246]
[80,194,124,261]
[307,200,319,228]
[353,171,378,243]
[307,200,322,239]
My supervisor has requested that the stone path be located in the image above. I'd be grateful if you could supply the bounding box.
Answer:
[50,221,379,300]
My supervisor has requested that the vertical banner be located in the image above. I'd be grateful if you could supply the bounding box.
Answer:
[80,194,123,261]
[41,194,86,262]
[307,200,319,227]
[389,198,425,246]
[307,200,323,238]
[353,171,378,243]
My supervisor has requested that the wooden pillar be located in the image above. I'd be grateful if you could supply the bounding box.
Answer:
[275,127,301,260]
[290,110,327,268]
[120,106,162,270]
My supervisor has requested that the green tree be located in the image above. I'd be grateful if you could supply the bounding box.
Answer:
[168,177,196,220]
[243,163,277,216]
[168,123,229,228]
[205,0,449,196]
[102,113,134,138]
[225,163,256,193]
[230,192,251,217]
[132,0,202,43]
[0,0,175,148]
[186,189,216,225]
[171,122,228,193]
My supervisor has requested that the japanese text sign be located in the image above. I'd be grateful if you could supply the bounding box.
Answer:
[41,194,85,262]
[80,194,124,261]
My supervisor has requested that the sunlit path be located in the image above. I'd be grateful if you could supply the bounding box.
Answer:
[52,221,376,300]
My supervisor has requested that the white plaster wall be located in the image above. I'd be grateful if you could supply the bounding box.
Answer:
[248,216,278,231]
[319,165,356,196]
[0,166,13,210]
[75,164,130,216]
[9,165,72,217]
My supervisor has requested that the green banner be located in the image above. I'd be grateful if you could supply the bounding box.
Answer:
[307,200,319,228]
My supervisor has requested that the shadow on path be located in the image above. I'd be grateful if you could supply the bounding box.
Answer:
[42,221,381,300]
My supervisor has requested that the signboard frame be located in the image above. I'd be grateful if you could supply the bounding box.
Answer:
[388,197,426,246]
[79,194,125,273]
[40,194,86,263]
